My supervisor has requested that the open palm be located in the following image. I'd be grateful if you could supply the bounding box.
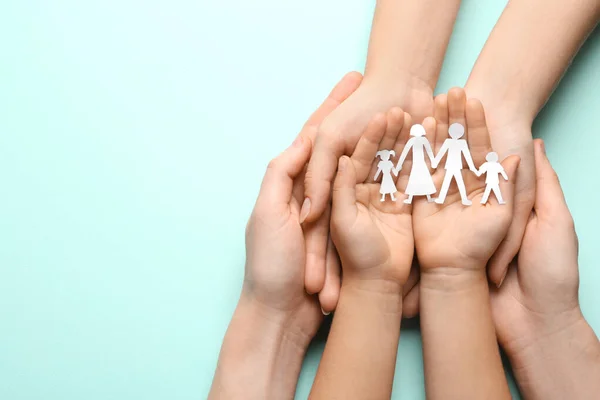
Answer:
[330,109,414,285]
[413,88,520,271]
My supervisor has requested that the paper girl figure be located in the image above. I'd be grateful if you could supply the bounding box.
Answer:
[374,150,398,202]
[433,123,479,206]
[395,124,437,204]
[477,152,508,204]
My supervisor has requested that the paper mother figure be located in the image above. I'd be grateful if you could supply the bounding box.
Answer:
[395,124,437,204]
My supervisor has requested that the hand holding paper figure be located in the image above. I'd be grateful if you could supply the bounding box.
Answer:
[412,89,521,272]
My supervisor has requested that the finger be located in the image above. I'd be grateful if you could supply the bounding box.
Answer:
[488,213,528,287]
[304,206,331,294]
[258,136,312,207]
[497,155,521,209]
[301,73,362,224]
[303,71,363,129]
[465,98,493,167]
[332,156,358,220]
[402,282,420,318]
[434,94,449,153]
[532,139,569,217]
[393,112,413,186]
[318,236,342,313]
[402,260,420,295]
[422,116,437,146]
[448,87,467,141]
[379,107,405,151]
[487,152,530,287]
[350,113,388,182]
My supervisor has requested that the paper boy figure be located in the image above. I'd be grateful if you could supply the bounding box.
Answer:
[374,150,398,202]
[433,123,478,206]
[478,152,508,205]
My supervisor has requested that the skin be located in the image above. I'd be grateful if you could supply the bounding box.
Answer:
[208,73,361,400]
[490,139,600,400]
[300,0,463,312]
[414,89,518,400]
[309,110,414,400]
[463,0,600,286]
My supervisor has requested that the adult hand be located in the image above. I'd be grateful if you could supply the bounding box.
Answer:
[301,75,434,312]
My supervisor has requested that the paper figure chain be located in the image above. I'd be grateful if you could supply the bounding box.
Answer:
[374,123,508,206]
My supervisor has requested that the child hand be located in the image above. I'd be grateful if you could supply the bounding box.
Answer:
[301,75,434,310]
[413,88,520,272]
[330,108,414,289]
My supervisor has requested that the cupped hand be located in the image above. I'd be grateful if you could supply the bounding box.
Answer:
[243,73,362,339]
[412,87,520,272]
[490,139,581,357]
[301,75,435,312]
[330,109,414,287]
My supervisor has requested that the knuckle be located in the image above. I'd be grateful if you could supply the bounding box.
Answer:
[266,157,280,172]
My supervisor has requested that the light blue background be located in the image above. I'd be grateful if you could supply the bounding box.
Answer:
[0,1,598,399]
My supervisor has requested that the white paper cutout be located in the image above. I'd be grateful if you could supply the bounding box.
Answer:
[395,124,437,204]
[478,152,508,205]
[374,150,398,202]
[433,123,478,206]
[373,123,505,207]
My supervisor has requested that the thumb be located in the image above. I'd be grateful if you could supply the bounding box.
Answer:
[533,139,569,218]
[331,156,358,226]
[498,155,521,208]
[301,132,343,223]
[258,136,312,207]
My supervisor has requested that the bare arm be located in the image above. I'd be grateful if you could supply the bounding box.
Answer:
[466,0,600,124]
[421,270,511,400]
[366,0,463,88]
[509,316,600,400]
[309,281,403,400]
[209,298,309,400]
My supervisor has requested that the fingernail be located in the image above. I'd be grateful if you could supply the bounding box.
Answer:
[321,307,331,316]
[292,136,303,148]
[338,156,347,171]
[497,268,508,289]
[300,198,311,223]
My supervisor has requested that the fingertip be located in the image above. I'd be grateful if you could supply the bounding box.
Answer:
[342,71,364,86]
[422,116,436,135]
[448,87,466,102]
[318,282,340,314]
[402,284,420,318]
[305,255,326,294]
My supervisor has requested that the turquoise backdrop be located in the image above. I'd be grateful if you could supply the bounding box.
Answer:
[1,1,598,399]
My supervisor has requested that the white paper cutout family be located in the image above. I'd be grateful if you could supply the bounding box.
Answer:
[374,123,507,206]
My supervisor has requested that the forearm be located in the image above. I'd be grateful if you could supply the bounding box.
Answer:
[309,280,403,399]
[365,0,462,89]
[506,312,600,400]
[420,268,511,400]
[466,0,600,125]
[209,293,309,400]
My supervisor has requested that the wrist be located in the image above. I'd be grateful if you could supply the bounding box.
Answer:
[420,266,488,294]
[236,289,315,351]
[340,278,403,316]
[209,294,310,399]
[506,313,600,400]
[506,309,599,367]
